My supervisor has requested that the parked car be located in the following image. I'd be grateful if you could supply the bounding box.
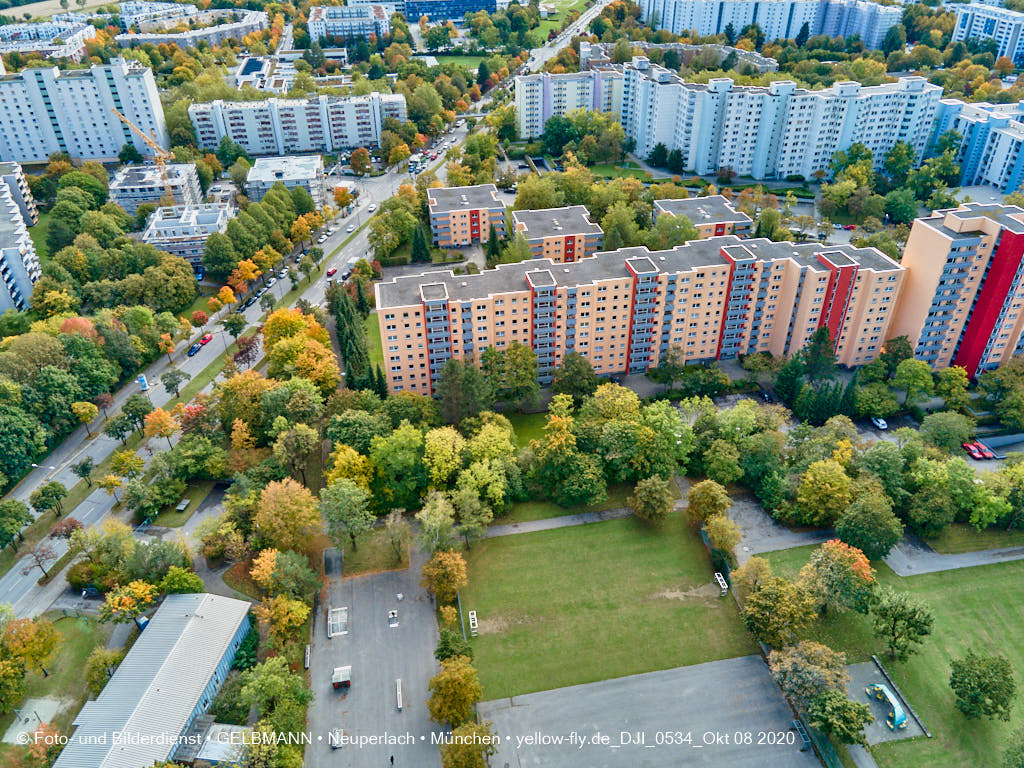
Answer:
[255,287,267,298]
[199,333,213,346]
[326,267,338,277]
[243,296,257,308]
[346,224,355,233]
[759,389,772,403]
[317,234,328,244]
[976,443,996,459]
[962,442,985,460]
[844,224,857,231]
[833,223,843,230]
[265,277,277,287]
[278,268,289,279]
[870,417,888,430]
[187,342,202,357]
[368,204,377,212]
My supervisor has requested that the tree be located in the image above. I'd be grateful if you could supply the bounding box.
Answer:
[871,586,933,662]
[794,20,810,47]
[321,479,376,550]
[435,627,474,662]
[798,540,876,614]
[143,408,179,449]
[647,142,669,168]
[2,617,60,677]
[732,556,772,598]
[30,481,67,517]
[551,351,599,406]
[919,411,975,452]
[71,401,99,436]
[893,358,934,405]
[50,517,82,540]
[949,652,1016,721]
[441,721,499,768]
[272,423,319,485]
[420,549,467,605]
[807,689,873,745]
[704,515,741,556]
[835,495,904,560]
[71,456,95,487]
[99,580,157,623]
[793,460,852,527]
[0,657,26,714]
[0,499,31,551]
[98,475,123,502]
[84,647,124,696]
[742,577,816,647]
[111,449,144,479]
[255,479,322,552]
[629,476,676,524]
[161,369,191,397]
[435,359,494,424]
[936,365,970,412]
[350,148,372,176]
[1004,728,1024,768]
[428,655,481,727]
[412,224,431,263]
[159,565,205,595]
[686,479,730,524]
[704,439,743,485]
[255,594,311,650]
[768,640,848,709]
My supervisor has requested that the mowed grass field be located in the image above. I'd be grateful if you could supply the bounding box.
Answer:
[461,512,756,699]
[764,545,1024,768]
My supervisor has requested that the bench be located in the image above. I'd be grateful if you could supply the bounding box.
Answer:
[791,720,812,752]
[396,678,403,711]
[468,610,478,637]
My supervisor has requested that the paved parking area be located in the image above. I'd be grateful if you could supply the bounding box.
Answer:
[478,655,819,768]
[304,549,442,768]
[846,662,923,745]
[729,490,831,566]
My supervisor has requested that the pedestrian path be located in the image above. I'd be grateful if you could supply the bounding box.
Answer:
[484,507,632,538]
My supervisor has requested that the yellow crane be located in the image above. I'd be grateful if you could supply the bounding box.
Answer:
[110,108,177,205]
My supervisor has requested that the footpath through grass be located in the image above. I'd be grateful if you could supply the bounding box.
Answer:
[764,545,1024,768]
[461,512,755,699]
[924,522,1024,554]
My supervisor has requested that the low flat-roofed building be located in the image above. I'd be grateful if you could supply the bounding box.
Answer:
[142,204,231,265]
[653,195,752,238]
[52,593,251,768]
[511,205,603,262]
[109,163,202,216]
[245,155,326,208]
[427,184,506,247]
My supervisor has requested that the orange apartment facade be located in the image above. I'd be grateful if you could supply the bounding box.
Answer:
[890,203,1024,378]
[654,195,753,238]
[427,184,506,247]
[375,235,905,394]
[510,205,604,263]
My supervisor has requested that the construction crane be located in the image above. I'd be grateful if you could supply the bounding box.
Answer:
[110,108,177,205]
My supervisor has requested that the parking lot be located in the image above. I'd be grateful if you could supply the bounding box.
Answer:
[305,549,442,768]
[478,655,819,768]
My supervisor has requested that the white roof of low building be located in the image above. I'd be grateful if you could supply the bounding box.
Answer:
[52,593,250,768]
[247,154,323,184]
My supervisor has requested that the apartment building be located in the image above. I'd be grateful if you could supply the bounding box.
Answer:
[932,99,1024,192]
[404,0,495,22]
[116,9,269,47]
[514,69,624,138]
[109,163,203,216]
[428,184,506,247]
[375,235,904,393]
[815,0,903,49]
[0,182,41,312]
[890,203,1024,378]
[246,155,327,208]
[0,163,38,225]
[511,206,604,263]
[307,5,391,41]
[142,204,231,265]
[952,3,1024,65]
[0,58,168,164]
[0,20,97,62]
[118,1,201,29]
[579,41,779,73]
[654,195,752,238]
[189,92,408,156]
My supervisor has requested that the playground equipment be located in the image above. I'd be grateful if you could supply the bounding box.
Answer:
[866,683,907,730]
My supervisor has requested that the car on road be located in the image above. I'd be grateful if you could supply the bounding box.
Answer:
[187,342,202,357]
[199,333,213,345]
[243,296,257,308]
[870,417,888,430]
[844,224,857,231]
[265,277,277,287]
[518,163,529,169]
[317,234,327,243]
[833,223,843,230]
[326,267,338,277]
[278,268,289,279]
[368,203,377,212]
[962,442,985,460]
[346,224,355,233]
[255,287,267,298]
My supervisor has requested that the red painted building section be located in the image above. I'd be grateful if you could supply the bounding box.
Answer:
[565,234,576,262]
[816,253,858,348]
[716,247,740,360]
[470,210,480,240]
[954,230,1024,377]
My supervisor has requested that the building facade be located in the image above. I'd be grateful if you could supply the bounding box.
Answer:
[0,20,97,62]
[116,9,269,47]
[952,3,1024,65]
[890,203,1024,378]
[404,0,496,21]
[0,162,38,225]
[189,92,407,155]
[814,0,903,49]
[512,205,604,263]
[376,235,904,393]
[109,163,203,216]
[428,184,506,247]
[307,5,391,41]
[0,58,168,164]
[118,1,202,29]
[933,98,1024,192]
[142,204,231,265]
[654,195,752,238]
[0,182,41,313]
[246,155,327,208]
[579,40,779,73]
[514,69,624,139]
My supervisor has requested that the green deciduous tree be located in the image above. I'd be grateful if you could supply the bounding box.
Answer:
[768,640,849,710]
[687,479,730,525]
[871,586,933,662]
[629,476,676,524]
[742,577,816,648]
[807,689,873,745]
[427,655,481,727]
[950,652,1017,721]
[321,479,376,551]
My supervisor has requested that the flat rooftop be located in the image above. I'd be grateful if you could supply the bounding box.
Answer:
[247,155,323,183]
[427,184,501,213]
[655,195,752,226]
[920,202,1024,237]
[110,163,194,188]
[377,235,902,308]
[512,205,603,238]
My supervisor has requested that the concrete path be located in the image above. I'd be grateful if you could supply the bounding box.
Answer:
[727,491,832,566]
[883,536,1024,576]
[485,507,632,538]
[848,745,881,768]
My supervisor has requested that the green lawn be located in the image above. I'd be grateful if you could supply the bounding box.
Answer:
[365,312,383,368]
[507,411,547,446]
[29,211,53,265]
[153,479,214,527]
[763,545,1024,768]
[432,55,486,70]
[925,523,1024,554]
[176,287,216,324]
[462,513,755,699]
[340,525,409,577]
[500,481,658,525]
[590,163,657,181]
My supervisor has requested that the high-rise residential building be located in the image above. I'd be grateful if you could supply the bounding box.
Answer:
[0,58,168,164]
[814,0,903,49]
[142,204,232,265]
[245,155,327,208]
[890,203,1024,378]
[428,184,507,247]
[0,20,97,62]
[511,206,604,263]
[932,99,1024,192]
[307,5,391,41]
[115,9,268,47]
[109,164,203,216]
[952,3,1024,65]
[189,93,408,156]
[654,195,752,238]
[404,0,495,21]
[117,1,202,29]
[375,235,904,393]
[0,162,38,225]
[515,59,941,181]
[0,181,41,312]
[579,40,779,73]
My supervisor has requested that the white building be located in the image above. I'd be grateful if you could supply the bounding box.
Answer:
[109,163,203,216]
[0,20,97,62]
[815,0,903,49]
[118,1,201,30]
[142,204,232,264]
[952,3,1024,65]
[307,5,392,41]
[116,9,269,47]
[515,58,942,180]
[0,58,168,164]
[638,0,819,41]
[514,69,624,138]
[246,155,327,208]
[0,181,41,313]
[189,92,408,155]
[0,162,38,225]
[933,98,1024,192]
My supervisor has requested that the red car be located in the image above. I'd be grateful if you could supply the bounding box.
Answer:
[199,332,213,345]
[326,267,338,277]
[961,442,985,460]
[844,224,857,231]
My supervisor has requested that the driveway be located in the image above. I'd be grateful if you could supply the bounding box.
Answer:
[884,534,1024,576]
[304,548,442,768]
[728,491,831,566]
[478,655,818,768]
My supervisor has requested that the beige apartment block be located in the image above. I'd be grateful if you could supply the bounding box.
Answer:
[511,205,604,263]
[427,184,506,248]
[653,195,752,238]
